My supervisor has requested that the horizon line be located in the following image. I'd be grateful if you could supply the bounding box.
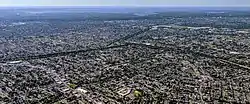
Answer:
[0,5,249,7]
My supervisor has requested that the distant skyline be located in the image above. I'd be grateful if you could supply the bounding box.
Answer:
[0,0,249,7]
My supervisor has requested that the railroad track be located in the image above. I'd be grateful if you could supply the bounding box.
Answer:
[2,25,249,72]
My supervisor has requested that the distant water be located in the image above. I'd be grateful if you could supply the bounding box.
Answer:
[1,6,250,14]
[9,21,45,26]
[133,12,158,16]
[11,22,26,26]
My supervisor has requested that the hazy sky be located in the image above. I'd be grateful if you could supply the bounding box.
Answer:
[0,0,249,6]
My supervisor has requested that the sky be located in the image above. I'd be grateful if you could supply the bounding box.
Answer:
[0,0,249,6]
